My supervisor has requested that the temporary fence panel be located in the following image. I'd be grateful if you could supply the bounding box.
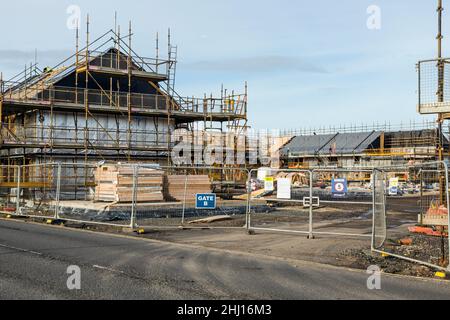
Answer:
[61,162,136,227]
[372,169,387,249]
[132,164,176,228]
[18,164,60,219]
[371,162,450,272]
[50,163,131,227]
[248,168,313,236]
[134,166,249,229]
[0,165,20,215]
[310,169,374,238]
[417,58,450,114]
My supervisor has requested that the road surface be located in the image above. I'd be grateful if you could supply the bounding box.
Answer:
[0,219,450,299]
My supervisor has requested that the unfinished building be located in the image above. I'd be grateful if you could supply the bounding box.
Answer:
[279,126,448,169]
[0,24,250,206]
[0,27,247,166]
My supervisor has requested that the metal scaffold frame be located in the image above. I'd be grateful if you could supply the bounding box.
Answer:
[0,16,248,173]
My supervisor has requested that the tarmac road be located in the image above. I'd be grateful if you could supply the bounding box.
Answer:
[0,219,450,300]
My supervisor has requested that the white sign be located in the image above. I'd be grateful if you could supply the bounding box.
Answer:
[389,178,399,187]
[277,178,291,199]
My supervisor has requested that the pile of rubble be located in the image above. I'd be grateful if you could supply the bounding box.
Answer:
[340,234,449,278]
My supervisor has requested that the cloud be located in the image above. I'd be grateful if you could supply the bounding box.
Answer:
[183,55,328,74]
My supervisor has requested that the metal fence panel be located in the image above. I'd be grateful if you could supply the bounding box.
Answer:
[417,58,450,114]
[18,164,60,219]
[311,168,373,238]
[248,168,313,236]
[0,165,20,215]
[133,164,179,228]
[372,169,387,249]
[371,161,450,272]
[55,163,132,227]
[135,166,249,229]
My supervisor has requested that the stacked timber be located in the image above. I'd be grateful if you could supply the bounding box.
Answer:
[164,175,212,202]
[95,165,164,203]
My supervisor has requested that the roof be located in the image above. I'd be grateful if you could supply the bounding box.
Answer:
[6,48,149,95]
[281,131,382,157]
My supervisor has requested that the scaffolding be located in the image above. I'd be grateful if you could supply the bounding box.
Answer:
[0,19,249,193]
[0,20,248,169]
[280,121,448,169]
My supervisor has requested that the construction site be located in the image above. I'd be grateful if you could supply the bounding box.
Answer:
[1,3,450,283]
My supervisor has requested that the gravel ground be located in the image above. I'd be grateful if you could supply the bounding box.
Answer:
[341,234,449,278]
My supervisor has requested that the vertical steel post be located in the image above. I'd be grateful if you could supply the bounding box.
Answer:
[16,165,21,215]
[245,169,252,231]
[130,165,137,229]
[443,161,450,271]
[417,62,421,111]
[436,0,447,206]
[308,170,314,239]
[181,173,188,225]
[371,169,377,251]
[54,163,62,219]
[419,170,424,225]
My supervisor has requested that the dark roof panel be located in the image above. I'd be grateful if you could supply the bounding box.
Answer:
[281,134,337,156]
[320,131,381,154]
[281,131,382,157]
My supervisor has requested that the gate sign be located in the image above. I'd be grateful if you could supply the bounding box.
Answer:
[332,178,348,197]
[196,193,217,209]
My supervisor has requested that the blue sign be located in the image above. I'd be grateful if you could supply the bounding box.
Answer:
[332,178,348,197]
[196,193,217,209]
[389,186,398,196]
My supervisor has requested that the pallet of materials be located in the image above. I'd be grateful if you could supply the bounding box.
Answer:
[95,165,164,203]
[164,175,212,202]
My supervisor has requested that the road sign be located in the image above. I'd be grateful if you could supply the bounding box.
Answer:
[196,193,217,209]
[332,178,348,197]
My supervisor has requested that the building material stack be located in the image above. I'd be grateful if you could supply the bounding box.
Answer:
[164,175,212,202]
[95,165,164,203]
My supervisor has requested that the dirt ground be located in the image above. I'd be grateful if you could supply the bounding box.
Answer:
[133,203,448,278]
[23,198,450,279]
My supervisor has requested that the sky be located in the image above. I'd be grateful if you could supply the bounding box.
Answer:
[0,0,442,129]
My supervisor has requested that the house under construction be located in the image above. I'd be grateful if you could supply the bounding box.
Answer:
[279,123,449,169]
[0,24,248,169]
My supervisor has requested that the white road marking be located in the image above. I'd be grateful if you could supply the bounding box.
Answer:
[93,265,125,274]
[0,243,42,256]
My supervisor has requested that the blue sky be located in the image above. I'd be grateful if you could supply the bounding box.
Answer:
[0,0,442,129]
